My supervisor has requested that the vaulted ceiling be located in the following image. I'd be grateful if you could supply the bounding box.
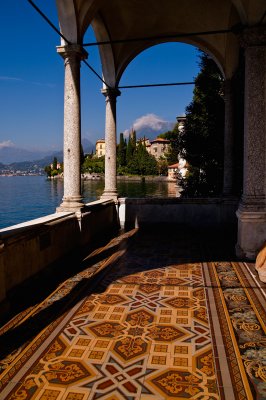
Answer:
[56,0,266,84]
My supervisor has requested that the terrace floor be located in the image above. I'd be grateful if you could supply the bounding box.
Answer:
[0,226,265,399]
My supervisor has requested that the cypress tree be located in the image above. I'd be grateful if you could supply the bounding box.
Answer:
[126,132,134,163]
[180,50,225,197]
[117,132,127,167]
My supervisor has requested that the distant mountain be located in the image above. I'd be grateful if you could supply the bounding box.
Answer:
[0,146,55,165]
[82,138,94,153]
[8,152,63,169]
[0,137,94,165]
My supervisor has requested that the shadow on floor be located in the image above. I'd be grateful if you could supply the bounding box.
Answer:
[0,224,251,361]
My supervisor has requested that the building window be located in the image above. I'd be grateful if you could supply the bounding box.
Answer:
[154,147,157,153]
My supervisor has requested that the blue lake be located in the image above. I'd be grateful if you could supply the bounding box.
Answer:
[0,176,178,229]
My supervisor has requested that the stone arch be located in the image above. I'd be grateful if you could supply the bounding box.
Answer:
[84,0,242,87]
[230,0,248,24]
[115,38,227,88]
[90,16,116,88]
[56,0,80,44]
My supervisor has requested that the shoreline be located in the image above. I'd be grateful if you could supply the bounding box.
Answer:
[82,173,176,183]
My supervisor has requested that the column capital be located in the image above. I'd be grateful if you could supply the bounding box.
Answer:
[57,44,88,61]
[101,87,121,99]
[237,25,266,48]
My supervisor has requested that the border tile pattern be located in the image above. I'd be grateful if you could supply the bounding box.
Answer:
[0,231,265,399]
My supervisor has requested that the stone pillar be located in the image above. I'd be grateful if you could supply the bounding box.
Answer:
[56,44,88,212]
[236,26,266,259]
[101,88,121,200]
[223,79,234,195]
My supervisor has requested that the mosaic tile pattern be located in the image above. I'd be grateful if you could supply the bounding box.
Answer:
[0,228,265,399]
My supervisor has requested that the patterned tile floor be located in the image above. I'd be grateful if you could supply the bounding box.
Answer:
[0,227,266,399]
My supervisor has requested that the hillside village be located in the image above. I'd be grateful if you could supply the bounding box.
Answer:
[0,116,187,180]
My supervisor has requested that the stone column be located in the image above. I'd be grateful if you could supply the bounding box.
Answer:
[101,88,121,200]
[236,26,266,259]
[56,44,88,212]
[223,79,234,195]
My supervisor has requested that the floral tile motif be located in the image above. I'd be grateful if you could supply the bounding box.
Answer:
[209,261,266,399]
[0,229,265,399]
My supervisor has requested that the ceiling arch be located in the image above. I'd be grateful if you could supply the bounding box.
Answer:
[55,0,265,85]
[115,38,227,87]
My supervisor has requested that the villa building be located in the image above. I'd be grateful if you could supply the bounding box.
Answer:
[50,162,62,170]
[137,136,170,159]
[95,139,105,157]
[168,162,180,181]
[149,137,170,159]
[168,158,188,181]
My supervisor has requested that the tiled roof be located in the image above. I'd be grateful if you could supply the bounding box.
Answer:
[151,138,170,143]
[168,163,180,168]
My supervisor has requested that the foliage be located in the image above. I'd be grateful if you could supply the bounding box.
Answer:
[126,140,158,176]
[157,157,168,175]
[126,130,136,163]
[180,50,225,196]
[158,123,182,165]
[44,156,63,178]
[44,165,52,177]
[52,157,58,171]
[82,154,105,174]
[117,133,127,169]
[80,144,85,166]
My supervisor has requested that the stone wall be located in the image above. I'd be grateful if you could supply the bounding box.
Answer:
[118,197,239,233]
[0,200,118,314]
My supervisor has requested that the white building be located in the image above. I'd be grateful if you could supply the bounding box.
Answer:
[95,139,105,157]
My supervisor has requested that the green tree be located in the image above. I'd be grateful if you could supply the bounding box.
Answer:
[157,157,168,175]
[44,165,52,177]
[126,130,136,163]
[82,155,105,174]
[158,123,182,165]
[127,140,157,176]
[180,50,225,196]
[52,157,58,171]
[117,132,127,172]
[131,129,136,150]
[80,144,85,166]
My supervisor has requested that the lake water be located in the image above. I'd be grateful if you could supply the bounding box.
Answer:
[0,176,178,229]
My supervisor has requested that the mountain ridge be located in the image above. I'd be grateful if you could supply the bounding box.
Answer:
[0,137,94,166]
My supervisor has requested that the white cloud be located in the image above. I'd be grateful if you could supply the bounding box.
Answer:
[0,76,55,87]
[0,76,23,82]
[124,113,175,138]
[0,140,15,149]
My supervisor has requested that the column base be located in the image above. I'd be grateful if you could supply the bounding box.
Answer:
[100,190,118,202]
[56,196,85,213]
[236,206,266,260]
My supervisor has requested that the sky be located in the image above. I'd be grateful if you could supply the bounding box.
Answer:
[0,0,201,153]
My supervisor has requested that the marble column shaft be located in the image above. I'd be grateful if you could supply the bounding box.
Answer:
[236,26,266,259]
[241,43,266,208]
[101,88,121,200]
[223,79,234,195]
[57,45,88,211]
